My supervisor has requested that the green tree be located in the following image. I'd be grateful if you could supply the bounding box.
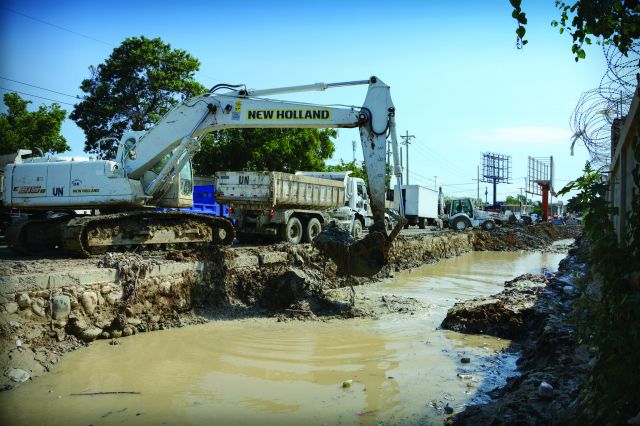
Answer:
[71,36,205,159]
[0,92,69,155]
[325,159,367,180]
[504,195,520,205]
[325,158,393,188]
[193,128,336,175]
[511,0,640,60]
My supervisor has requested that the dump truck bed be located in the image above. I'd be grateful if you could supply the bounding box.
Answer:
[215,171,345,211]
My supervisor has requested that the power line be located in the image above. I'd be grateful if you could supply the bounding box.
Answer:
[0,87,75,106]
[0,76,79,99]
[2,6,114,47]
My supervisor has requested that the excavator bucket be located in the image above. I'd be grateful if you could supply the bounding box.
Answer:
[313,212,406,277]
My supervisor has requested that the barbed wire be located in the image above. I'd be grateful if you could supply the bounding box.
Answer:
[570,41,639,166]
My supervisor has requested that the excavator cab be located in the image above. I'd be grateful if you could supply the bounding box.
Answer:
[147,154,194,208]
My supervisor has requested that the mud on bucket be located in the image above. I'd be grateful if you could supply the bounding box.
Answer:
[312,222,388,278]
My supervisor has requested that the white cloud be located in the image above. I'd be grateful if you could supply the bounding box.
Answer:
[467,127,573,146]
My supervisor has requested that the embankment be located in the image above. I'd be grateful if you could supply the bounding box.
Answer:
[442,238,591,425]
[0,223,580,390]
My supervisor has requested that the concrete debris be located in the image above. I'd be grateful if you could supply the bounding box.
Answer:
[5,368,30,383]
[51,295,71,320]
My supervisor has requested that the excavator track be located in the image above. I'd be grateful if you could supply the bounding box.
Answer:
[7,211,235,257]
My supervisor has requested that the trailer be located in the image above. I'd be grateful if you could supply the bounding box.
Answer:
[394,184,439,229]
[215,171,371,244]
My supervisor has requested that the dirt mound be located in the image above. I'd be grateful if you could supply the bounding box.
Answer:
[472,224,580,251]
[441,274,548,339]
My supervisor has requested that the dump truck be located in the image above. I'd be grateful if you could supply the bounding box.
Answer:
[215,171,373,243]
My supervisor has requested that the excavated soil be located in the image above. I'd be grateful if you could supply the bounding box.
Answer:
[0,223,581,391]
[442,239,591,425]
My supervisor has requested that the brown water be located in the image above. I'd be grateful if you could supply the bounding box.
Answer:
[0,250,568,425]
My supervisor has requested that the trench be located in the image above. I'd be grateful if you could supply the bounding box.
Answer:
[0,249,568,425]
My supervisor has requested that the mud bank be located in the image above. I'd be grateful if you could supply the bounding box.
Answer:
[442,239,591,425]
[0,223,579,390]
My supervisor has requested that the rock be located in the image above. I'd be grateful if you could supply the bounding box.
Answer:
[52,319,68,328]
[36,290,50,298]
[16,293,31,309]
[31,303,46,317]
[80,291,98,315]
[100,331,110,339]
[80,327,103,342]
[105,291,122,305]
[342,380,353,388]
[69,317,88,333]
[94,318,111,329]
[34,298,46,308]
[100,285,112,295]
[5,302,19,314]
[461,357,471,364]
[159,281,172,295]
[110,330,122,339]
[127,318,142,326]
[122,327,133,337]
[5,368,30,383]
[563,285,574,295]
[444,403,454,414]
[18,309,32,320]
[538,381,554,399]
[9,320,22,328]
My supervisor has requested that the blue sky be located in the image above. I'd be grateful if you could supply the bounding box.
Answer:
[0,0,610,202]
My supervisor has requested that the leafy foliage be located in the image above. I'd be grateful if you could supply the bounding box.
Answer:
[70,36,205,158]
[325,159,367,180]
[193,128,336,175]
[558,152,640,423]
[512,0,640,61]
[325,158,392,188]
[0,92,69,155]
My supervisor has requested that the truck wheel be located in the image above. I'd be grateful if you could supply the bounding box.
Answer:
[451,216,471,231]
[280,217,303,244]
[303,218,322,243]
[352,220,363,238]
[481,220,495,231]
[418,218,426,229]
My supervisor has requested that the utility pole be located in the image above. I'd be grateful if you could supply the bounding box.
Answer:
[400,131,415,185]
[485,187,488,205]
[476,165,480,202]
[352,140,356,163]
[386,143,392,185]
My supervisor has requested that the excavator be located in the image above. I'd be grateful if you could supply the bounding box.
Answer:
[2,76,406,276]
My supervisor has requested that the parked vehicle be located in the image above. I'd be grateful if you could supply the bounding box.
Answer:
[443,197,496,231]
[393,184,440,229]
[183,184,230,217]
[215,171,373,243]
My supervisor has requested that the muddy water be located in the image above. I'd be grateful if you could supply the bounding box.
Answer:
[0,250,568,425]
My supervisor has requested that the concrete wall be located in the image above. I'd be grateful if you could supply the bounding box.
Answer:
[609,85,640,240]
